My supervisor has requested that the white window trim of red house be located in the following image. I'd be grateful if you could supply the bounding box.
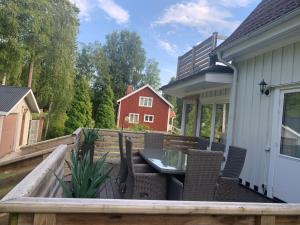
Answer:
[128,113,139,124]
[144,114,154,123]
[139,96,153,108]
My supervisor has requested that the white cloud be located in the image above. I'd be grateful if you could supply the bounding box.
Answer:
[220,0,254,8]
[153,0,241,35]
[69,0,92,21]
[97,0,129,24]
[158,40,178,56]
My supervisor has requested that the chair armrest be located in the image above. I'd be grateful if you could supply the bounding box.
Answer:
[168,176,183,200]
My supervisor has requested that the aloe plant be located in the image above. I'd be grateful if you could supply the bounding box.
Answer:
[53,150,112,198]
[81,129,101,163]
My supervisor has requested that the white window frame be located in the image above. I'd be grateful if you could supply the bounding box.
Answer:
[197,97,229,144]
[128,113,139,124]
[144,114,154,123]
[139,96,153,108]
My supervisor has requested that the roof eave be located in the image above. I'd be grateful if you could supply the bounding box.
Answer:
[214,8,300,59]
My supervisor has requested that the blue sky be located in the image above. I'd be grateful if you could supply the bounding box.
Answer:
[70,0,260,85]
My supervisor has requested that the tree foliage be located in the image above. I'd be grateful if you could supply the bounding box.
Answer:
[104,30,146,101]
[163,77,182,128]
[141,59,161,90]
[94,76,115,129]
[0,0,79,138]
[0,0,166,138]
[65,78,94,134]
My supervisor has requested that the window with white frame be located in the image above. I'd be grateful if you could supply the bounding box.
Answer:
[144,114,154,123]
[139,96,153,107]
[128,113,139,124]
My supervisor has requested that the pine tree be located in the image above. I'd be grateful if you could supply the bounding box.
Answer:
[65,78,94,134]
[94,76,115,129]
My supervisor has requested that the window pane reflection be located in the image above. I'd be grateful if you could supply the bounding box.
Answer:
[280,92,300,159]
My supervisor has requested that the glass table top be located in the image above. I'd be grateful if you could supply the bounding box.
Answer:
[140,148,187,174]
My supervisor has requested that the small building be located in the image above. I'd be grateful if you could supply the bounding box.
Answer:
[117,85,174,132]
[0,86,40,158]
[162,0,300,202]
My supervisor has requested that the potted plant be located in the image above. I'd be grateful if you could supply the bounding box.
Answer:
[54,150,112,198]
[81,129,100,163]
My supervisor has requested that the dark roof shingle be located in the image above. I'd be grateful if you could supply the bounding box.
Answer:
[218,0,300,49]
[0,86,30,113]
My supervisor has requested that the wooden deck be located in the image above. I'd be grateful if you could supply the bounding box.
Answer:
[2,144,300,225]
[99,161,120,199]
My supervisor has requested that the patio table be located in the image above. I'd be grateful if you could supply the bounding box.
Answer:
[140,148,187,175]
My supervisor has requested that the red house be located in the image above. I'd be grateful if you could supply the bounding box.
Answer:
[117,85,174,132]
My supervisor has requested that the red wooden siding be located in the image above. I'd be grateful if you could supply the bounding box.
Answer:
[118,87,171,132]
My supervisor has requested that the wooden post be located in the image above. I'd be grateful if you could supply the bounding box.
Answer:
[256,216,275,225]
[33,214,56,225]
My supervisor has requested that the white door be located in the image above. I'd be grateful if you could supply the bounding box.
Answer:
[273,89,300,202]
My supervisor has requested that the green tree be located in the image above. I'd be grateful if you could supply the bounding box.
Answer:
[94,76,115,129]
[163,77,182,128]
[40,0,79,138]
[65,78,94,134]
[104,30,146,101]
[0,1,25,83]
[19,0,53,88]
[141,59,161,90]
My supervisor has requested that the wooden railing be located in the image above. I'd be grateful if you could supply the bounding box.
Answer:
[94,129,200,159]
[1,129,300,225]
[95,129,144,160]
[0,128,81,199]
[176,33,217,80]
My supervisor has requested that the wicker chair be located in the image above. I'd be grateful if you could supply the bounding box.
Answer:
[124,138,167,200]
[214,146,247,201]
[211,142,226,152]
[197,138,210,150]
[116,132,145,188]
[116,132,128,187]
[144,132,164,150]
[222,145,247,178]
[168,149,223,201]
[214,177,240,201]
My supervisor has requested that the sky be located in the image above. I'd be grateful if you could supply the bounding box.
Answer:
[70,0,260,85]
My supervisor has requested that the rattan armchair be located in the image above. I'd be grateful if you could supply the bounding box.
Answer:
[214,146,247,201]
[214,176,240,201]
[144,132,164,150]
[197,138,210,150]
[116,132,145,188]
[222,145,247,178]
[168,149,223,201]
[124,138,167,200]
[211,142,226,152]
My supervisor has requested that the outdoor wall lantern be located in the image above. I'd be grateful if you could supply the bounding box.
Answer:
[259,79,271,96]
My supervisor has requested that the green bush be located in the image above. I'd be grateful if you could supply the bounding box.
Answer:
[128,123,150,132]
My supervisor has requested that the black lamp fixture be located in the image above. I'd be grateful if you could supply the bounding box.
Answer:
[259,79,270,96]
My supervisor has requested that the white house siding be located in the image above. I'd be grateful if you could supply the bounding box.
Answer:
[233,41,300,194]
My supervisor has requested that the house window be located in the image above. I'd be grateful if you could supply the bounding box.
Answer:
[128,113,139,124]
[144,114,154,123]
[139,96,153,107]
